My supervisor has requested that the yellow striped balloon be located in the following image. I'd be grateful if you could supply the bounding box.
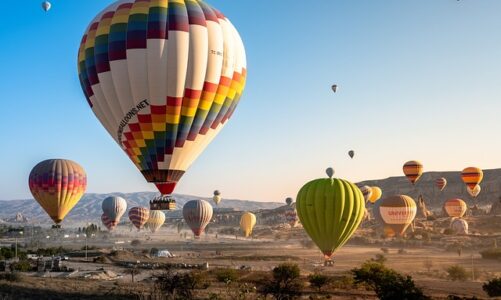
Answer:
[443,198,467,218]
[403,161,423,185]
[435,177,447,191]
[461,167,483,190]
[239,212,256,237]
[369,186,382,203]
[378,195,416,237]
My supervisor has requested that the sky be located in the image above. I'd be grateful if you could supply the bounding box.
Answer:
[1,0,501,202]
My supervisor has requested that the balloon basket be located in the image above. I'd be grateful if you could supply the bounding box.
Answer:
[150,195,176,210]
[323,260,334,267]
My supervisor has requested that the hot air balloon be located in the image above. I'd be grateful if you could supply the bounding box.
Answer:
[451,218,468,235]
[240,212,256,237]
[378,195,416,237]
[443,198,467,218]
[403,161,423,185]
[467,185,481,198]
[78,1,247,204]
[461,167,483,190]
[285,197,293,206]
[331,84,338,93]
[128,207,149,230]
[348,150,354,159]
[213,190,222,205]
[183,200,213,237]
[284,206,298,227]
[146,210,166,233]
[296,168,365,261]
[42,1,51,12]
[369,186,382,203]
[383,225,396,238]
[436,177,447,191]
[101,213,115,231]
[29,159,87,227]
[102,196,127,227]
[359,186,373,202]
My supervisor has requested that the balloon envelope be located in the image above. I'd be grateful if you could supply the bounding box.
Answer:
[78,0,247,196]
[101,213,115,231]
[296,176,365,260]
[102,196,127,226]
[379,195,416,237]
[42,1,51,12]
[183,199,213,237]
[128,207,149,230]
[436,177,447,191]
[348,150,354,159]
[444,198,467,218]
[240,212,256,237]
[359,186,373,202]
[369,186,382,203]
[146,210,166,233]
[403,161,423,185]
[29,159,87,224]
[284,208,298,227]
[451,218,468,235]
[461,167,483,190]
[467,185,481,198]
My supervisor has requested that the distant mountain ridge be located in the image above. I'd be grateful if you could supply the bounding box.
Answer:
[0,192,282,226]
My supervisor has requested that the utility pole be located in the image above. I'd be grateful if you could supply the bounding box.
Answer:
[471,254,475,281]
[85,234,88,262]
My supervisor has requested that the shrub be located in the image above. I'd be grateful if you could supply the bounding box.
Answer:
[10,260,32,272]
[483,277,501,297]
[308,273,330,292]
[446,265,468,281]
[156,269,210,299]
[130,240,141,247]
[259,263,303,299]
[479,248,501,260]
[1,272,22,282]
[352,261,430,300]
[380,247,389,254]
[215,268,238,284]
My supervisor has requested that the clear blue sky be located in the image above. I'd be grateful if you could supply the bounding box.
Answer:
[1,0,501,202]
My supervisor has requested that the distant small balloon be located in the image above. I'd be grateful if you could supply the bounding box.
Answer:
[326,167,334,178]
[331,84,338,93]
[348,150,355,159]
[285,197,293,206]
[42,1,51,12]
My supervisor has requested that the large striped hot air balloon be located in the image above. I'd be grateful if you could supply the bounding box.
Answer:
[467,185,481,198]
[183,199,213,237]
[359,186,373,202]
[102,196,127,226]
[403,161,423,185]
[369,186,382,203]
[461,167,483,190]
[284,207,298,227]
[101,213,116,231]
[146,210,166,233]
[29,159,87,226]
[378,195,416,237]
[443,198,467,218]
[78,0,247,197]
[128,207,150,230]
[436,177,447,191]
[296,169,365,261]
[240,212,256,237]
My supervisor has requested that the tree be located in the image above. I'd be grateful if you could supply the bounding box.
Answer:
[124,268,141,283]
[483,277,501,297]
[308,273,330,292]
[352,261,430,300]
[156,268,209,299]
[446,265,468,281]
[260,263,303,300]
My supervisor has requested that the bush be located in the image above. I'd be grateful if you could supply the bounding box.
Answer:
[259,263,303,299]
[483,277,501,297]
[0,272,22,282]
[10,260,32,272]
[479,248,501,260]
[446,265,468,281]
[352,261,430,300]
[130,240,141,247]
[308,273,330,292]
[215,268,238,284]
[380,247,389,254]
[156,269,210,299]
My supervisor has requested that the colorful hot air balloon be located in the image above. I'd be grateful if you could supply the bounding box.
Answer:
[102,196,127,227]
[284,207,298,227]
[183,199,213,237]
[436,177,447,191]
[78,0,247,198]
[128,207,150,230]
[467,185,481,198]
[443,198,467,218]
[240,212,256,237]
[212,190,222,205]
[403,161,423,185]
[296,168,365,261]
[42,1,51,12]
[378,195,416,237]
[368,186,382,203]
[29,159,87,226]
[101,213,115,231]
[359,186,373,202]
[331,84,338,93]
[348,150,354,159]
[285,197,293,206]
[461,167,483,190]
[146,210,166,233]
[451,218,468,235]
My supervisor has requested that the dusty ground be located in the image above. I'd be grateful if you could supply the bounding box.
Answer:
[1,225,500,299]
